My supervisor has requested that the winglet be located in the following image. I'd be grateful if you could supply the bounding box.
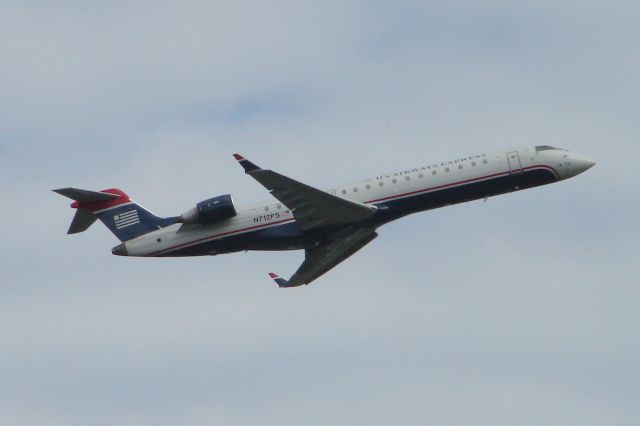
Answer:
[233,153,261,173]
[268,272,290,288]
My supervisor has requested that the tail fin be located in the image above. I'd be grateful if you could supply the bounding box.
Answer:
[53,188,175,242]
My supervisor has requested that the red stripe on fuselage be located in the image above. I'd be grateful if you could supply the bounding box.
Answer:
[149,165,558,256]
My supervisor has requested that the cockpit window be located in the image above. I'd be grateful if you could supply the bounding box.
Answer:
[535,145,560,152]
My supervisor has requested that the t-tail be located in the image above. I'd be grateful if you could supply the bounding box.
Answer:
[53,188,175,242]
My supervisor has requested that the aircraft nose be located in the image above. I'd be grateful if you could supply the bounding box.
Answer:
[112,243,128,256]
[574,156,596,174]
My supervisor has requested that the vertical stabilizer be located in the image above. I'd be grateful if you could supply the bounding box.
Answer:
[54,187,174,242]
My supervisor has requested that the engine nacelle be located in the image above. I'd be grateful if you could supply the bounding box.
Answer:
[178,194,237,224]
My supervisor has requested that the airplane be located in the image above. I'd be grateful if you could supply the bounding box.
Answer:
[54,145,595,288]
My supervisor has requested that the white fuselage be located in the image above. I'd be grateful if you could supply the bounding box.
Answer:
[122,145,594,257]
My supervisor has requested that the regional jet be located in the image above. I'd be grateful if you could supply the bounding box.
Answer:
[54,145,595,287]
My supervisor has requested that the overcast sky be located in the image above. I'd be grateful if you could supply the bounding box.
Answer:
[1,1,639,425]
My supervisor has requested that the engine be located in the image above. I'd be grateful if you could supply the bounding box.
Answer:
[178,194,237,224]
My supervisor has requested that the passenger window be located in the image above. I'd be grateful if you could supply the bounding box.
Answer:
[483,159,488,164]
[342,189,347,195]
[472,161,476,166]
[445,167,450,172]
[264,206,269,212]
[353,187,358,192]
[392,179,397,184]
[458,164,463,170]
[405,176,410,181]
[432,170,437,175]
[419,173,423,178]
[277,203,282,209]
[379,181,384,187]
[366,184,371,190]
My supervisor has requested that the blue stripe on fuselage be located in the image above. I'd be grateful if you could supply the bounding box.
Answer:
[159,221,306,257]
[158,167,557,257]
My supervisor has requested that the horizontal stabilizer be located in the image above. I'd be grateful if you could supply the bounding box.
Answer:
[53,188,120,203]
[67,208,97,234]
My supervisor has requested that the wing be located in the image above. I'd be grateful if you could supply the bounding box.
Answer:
[233,154,376,230]
[268,227,378,287]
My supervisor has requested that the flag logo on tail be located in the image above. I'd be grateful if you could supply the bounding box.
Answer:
[114,210,140,229]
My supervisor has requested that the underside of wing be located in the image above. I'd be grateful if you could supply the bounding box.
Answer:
[269,227,378,287]
[233,154,376,230]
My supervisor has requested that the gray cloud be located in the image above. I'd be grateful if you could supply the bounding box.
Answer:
[1,1,639,425]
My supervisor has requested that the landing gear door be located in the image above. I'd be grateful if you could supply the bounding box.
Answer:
[507,151,522,173]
